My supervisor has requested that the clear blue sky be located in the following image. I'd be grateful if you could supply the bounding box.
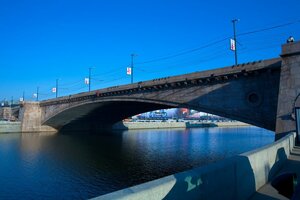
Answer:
[0,0,299,101]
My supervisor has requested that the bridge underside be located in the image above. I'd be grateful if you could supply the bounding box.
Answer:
[44,101,174,132]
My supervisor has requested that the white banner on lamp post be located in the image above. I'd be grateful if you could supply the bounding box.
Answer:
[84,78,90,85]
[127,67,132,75]
[230,38,236,51]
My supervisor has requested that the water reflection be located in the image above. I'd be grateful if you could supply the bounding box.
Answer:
[0,127,274,199]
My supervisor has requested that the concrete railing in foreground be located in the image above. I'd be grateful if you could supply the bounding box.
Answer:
[91,132,296,200]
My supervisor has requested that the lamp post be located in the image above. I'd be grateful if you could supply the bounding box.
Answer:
[36,87,39,101]
[131,54,137,84]
[56,79,58,98]
[232,19,239,66]
[89,67,92,92]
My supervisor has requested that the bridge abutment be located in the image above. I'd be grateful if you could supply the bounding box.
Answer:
[19,102,57,133]
[276,41,300,139]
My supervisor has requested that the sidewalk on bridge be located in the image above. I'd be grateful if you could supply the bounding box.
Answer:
[249,145,300,200]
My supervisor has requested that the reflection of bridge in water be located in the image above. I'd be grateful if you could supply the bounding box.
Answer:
[19,42,300,140]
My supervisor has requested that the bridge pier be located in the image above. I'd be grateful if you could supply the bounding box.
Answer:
[276,41,300,140]
[19,102,57,133]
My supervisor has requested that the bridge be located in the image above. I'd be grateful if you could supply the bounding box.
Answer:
[18,41,300,139]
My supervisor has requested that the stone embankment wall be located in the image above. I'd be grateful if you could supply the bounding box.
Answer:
[112,121,249,130]
[113,121,187,130]
[0,121,21,133]
[215,121,250,127]
[92,132,296,200]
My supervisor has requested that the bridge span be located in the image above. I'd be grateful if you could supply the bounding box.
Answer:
[19,41,300,139]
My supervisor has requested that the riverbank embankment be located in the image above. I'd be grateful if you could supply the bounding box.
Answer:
[0,121,250,133]
[112,121,250,130]
[0,121,21,133]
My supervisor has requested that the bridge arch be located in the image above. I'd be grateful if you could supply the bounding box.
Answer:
[42,94,272,133]
[42,98,182,132]
[37,57,283,133]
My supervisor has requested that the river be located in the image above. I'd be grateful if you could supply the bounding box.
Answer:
[0,126,274,199]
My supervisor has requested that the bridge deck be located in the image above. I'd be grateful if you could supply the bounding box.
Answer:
[250,146,300,200]
[40,57,281,106]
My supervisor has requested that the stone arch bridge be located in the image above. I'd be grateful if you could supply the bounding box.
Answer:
[19,42,300,139]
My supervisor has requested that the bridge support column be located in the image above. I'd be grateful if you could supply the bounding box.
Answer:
[276,41,300,140]
[19,102,57,133]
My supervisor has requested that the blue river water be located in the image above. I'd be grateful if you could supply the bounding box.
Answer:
[0,126,274,199]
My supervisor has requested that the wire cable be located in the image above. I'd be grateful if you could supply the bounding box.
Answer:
[238,20,300,37]
[136,37,230,65]
[135,20,300,66]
